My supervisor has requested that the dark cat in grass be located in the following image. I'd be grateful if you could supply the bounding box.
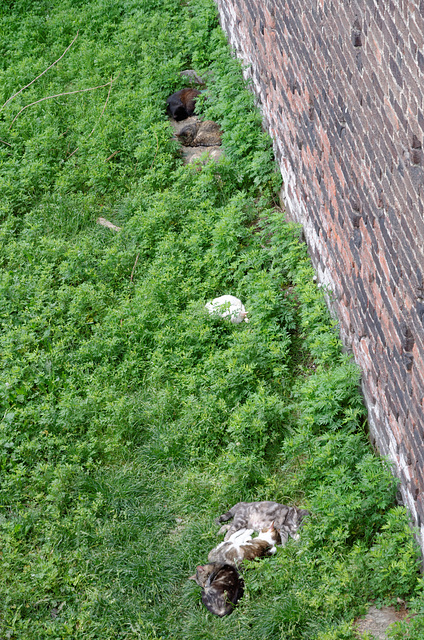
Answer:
[189,562,244,617]
[166,88,200,121]
[208,523,280,565]
[216,501,309,545]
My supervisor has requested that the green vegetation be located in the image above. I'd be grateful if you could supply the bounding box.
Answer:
[0,0,423,638]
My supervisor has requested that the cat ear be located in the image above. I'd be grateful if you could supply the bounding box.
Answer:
[270,521,275,530]
[189,566,202,580]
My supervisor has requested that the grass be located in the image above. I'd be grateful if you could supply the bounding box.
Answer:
[0,0,423,638]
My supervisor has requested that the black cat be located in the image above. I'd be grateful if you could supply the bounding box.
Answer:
[166,88,200,121]
[189,562,244,617]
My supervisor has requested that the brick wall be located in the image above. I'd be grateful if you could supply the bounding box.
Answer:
[215,0,424,548]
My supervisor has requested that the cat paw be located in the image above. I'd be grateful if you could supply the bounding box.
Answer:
[217,524,231,536]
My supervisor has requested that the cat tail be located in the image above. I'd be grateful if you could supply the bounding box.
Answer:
[215,504,239,524]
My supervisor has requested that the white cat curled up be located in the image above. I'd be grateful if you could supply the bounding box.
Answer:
[205,295,249,324]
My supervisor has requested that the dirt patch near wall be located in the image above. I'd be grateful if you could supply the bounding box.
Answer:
[355,605,410,639]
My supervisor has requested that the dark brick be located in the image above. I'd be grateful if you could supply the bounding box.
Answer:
[392,369,410,415]
[244,1,257,23]
[417,302,424,326]
[353,278,368,313]
[371,71,385,102]
[404,353,414,371]
[384,381,400,420]
[389,55,403,87]
[386,11,399,45]
[392,97,408,130]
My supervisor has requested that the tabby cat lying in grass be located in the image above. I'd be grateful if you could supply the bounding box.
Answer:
[216,501,309,545]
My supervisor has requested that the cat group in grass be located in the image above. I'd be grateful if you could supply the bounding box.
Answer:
[148,140,306,615]
[165,82,310,621]
[189,501,309,617]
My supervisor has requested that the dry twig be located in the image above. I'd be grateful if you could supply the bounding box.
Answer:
[130,253,140,282]
[66,74,117,160]
[0,139,12,147]
[1,31,79,112]
[105,150,120,162]
[9,79,113,129]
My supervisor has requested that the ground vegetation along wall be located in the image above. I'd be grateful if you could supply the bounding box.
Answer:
[215,0,424,547]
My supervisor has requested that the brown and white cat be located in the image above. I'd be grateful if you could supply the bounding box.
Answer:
[208,524,280,565]
[216,501,309,545]
[189,562,244,617]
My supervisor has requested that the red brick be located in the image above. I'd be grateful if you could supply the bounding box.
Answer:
[216,0,424,550]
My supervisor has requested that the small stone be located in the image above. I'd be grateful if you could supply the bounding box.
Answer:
[97,217,121,232]
[179,69,206,86]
